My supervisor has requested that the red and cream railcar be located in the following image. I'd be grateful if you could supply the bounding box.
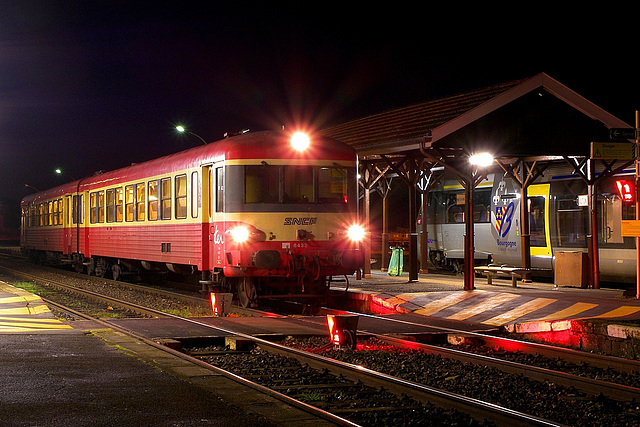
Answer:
[20,130,365,306]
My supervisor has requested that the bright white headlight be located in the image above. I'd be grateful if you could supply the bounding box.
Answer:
[229,226,250,243]
[346,224,365,242]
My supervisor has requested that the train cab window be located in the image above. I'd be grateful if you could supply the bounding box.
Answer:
[528,196,547,247]
[318,167,347,203]
[175,174,187,219]
[284,166,314,203]
[245,165,278,203]
[90,191,105,223]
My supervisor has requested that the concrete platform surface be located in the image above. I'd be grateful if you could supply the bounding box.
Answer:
[0,282,333,427]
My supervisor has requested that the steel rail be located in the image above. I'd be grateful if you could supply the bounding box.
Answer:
[372,333,640,402]
[330,307,640,373]
[0,266,172,319]
[17,264,559,425]
[37,294,358,426]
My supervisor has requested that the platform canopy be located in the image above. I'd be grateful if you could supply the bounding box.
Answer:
[321,73,634,289]
[322,73,630,160]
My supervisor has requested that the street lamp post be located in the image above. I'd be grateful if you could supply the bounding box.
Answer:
[175,125,207,145]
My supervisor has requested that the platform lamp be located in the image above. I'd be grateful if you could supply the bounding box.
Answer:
[175,125,208,145]
[54,168,76,182]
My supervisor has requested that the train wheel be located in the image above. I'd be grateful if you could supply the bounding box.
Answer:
[236,277,257,308]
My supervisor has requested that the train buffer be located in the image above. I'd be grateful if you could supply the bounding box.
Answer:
[474,264,531,288]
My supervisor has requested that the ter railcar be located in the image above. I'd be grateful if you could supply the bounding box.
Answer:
[20,130,365,306]
[425,166,637,283]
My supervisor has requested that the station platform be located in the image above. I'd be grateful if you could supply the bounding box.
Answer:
[335,270,640,343]
[3,271,640,425]
[0,281,328,427]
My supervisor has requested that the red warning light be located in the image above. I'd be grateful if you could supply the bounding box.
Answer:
[326,314,359,349]
[615,179,635,203]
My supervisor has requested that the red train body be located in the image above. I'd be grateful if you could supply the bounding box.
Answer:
[20,130,365,306]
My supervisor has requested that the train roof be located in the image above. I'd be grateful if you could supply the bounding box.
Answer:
[21,130,356,204]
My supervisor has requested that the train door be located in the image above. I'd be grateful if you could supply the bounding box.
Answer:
[600,195,623,244]
[527,184,552,268]
[63,195,73,254]
[204,163,225,269]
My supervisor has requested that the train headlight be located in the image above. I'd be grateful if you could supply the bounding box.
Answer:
[291,132,310,151]
[229,226,250,243]
[346,224,365,242]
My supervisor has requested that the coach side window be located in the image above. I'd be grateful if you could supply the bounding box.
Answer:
[216,167,224,212]
[72,195,83,224]
[106,188,123,223]
[161,177,171,220]
[90,191,105,223]
[191,171,199,218]
[125,185,134,221]
[148,181,158,221]
[175,174,187,219]
[136,184,145,221]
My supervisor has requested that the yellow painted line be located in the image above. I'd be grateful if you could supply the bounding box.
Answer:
[535,302,598,321]
[0,316,66,323]
[0,304,53,316]
[414,291,485,316]
[482,298,556,326]
[447,293,520,321]
[591,306,640,319]
[0,295,42,304]
[0,319,73,331]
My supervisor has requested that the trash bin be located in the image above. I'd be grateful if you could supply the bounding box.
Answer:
[554,251,590,288]
[388,246,404,276]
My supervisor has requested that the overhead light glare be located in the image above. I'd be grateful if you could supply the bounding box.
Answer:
[291,132,310,151]
[469,152,494,167]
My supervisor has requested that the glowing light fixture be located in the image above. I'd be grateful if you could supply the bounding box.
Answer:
[326,314,359,349]
[229,226,250,243]
[616,179,635,202]
[291,132,310,151]
[175,125,207,145]
[469,152,494,167]
[346,224,366,242]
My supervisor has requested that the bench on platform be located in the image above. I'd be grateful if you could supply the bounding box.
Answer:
[474,265,531,288]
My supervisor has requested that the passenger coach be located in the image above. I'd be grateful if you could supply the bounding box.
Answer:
[21,130,365,306]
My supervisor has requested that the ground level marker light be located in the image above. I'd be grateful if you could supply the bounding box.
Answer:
[326,314,359,350]
[210,293,233,316]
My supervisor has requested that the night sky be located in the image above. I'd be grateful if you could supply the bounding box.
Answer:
[1,2,638,207]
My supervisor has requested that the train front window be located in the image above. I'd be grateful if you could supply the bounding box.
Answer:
[318,167,347,203]
[245,165,279,203]
[244,165,349,205]
[284,166,314,203]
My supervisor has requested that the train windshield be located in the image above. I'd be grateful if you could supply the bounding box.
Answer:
[244,165,348,204]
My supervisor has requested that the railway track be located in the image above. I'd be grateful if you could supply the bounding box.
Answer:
[2,262,640,425]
